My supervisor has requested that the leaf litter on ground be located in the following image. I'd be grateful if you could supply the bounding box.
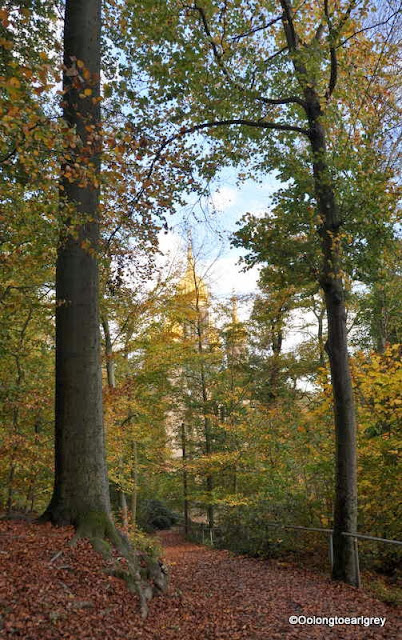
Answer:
[0,522,400,639]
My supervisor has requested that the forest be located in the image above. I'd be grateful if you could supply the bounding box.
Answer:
[0,1,401,638]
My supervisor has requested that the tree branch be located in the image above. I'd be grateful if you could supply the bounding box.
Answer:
[192,2,306,107]
[324,0,338,100]
[327,45,337,98]
[337,6,402,48]
[0,121,49,163]
[230,14,284,42]
[0,146,18,163]
[263,46,288,64]
[146,119,309,184]
[106,118,309,247]
[279,0,299,51]
[315,23,325,41]
[335,0,359,34]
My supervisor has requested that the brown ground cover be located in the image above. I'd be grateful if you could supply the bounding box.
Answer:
[0,522,400,639]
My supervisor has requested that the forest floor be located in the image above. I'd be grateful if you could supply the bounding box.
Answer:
[0,520,400,639]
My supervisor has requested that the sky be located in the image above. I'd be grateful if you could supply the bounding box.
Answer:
[156,169,320,351]
[157,171,281,313]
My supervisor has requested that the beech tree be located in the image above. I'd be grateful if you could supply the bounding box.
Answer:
[119,0,401,585]
[41,0,111,536]
[1,0,400,594]
[38,0,167,615]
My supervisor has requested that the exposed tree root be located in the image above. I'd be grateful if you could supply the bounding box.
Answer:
[39,509,168,618]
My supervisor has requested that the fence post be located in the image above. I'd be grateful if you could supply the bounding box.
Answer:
[210,527,213,545]
[353,536,361,588]
[329,532,334,569]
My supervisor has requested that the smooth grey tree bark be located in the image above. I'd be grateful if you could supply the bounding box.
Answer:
[41,1,168,614]
[42,0,112,537]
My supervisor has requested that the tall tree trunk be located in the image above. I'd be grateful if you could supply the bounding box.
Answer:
[372,282,387,353]
[6,465,15,513]
[268,314,283,399]
[317,305,326,367]
[39,1,166,614]
[278,0,358,586]
[7,310,32,512]
[42,0,111,535]
[200,349,214,530]
[130,440,138,525]
[25,476,36,513]
[206,475,214,530]
[192,274,214,531]
[120,490,129,530]
[181,422,189,535]
[101,314,116,387]
[101,312,129,525]
[306,93,358,586]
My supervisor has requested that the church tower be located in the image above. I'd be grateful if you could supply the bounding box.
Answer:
[176,239,210,339]
[225,293,247,361]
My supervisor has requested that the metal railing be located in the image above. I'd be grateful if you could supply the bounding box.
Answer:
[184,520,402,587]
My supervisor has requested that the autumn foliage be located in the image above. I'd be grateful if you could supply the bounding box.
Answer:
[1,0,401,635]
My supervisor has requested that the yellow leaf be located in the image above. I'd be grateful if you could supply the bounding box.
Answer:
[0,38,13,50]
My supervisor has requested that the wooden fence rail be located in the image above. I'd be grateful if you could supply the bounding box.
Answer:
[184,520,402,588]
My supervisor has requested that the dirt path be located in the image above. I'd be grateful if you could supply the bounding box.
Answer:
[153,530,401,639]
[0,522,400,639]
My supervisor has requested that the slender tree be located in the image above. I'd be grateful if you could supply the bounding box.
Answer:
[120,0,400,585]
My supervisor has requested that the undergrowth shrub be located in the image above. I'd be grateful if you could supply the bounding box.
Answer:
[137,499,178,532]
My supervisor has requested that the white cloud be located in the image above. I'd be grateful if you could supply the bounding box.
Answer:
[210,186,238,212]
[210,256,258,295]
[157,229,183,259]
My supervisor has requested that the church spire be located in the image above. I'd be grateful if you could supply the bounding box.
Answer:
[177,231,209,303]
[186,230,195,271]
